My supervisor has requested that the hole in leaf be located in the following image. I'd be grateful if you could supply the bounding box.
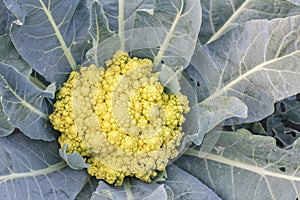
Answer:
[190,78,194,82]
[280,102,286,112]
[275,138,284,148]
[291,131,297,138]
[196,81,200,87]
[161,60,164,64]
[278,166,286,172]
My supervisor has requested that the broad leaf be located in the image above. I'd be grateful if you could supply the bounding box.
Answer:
[0,63,56,141]
[158,64,183,95]
[84,1,115,67]
[133,0,202,69]
[0,133,88,200]
[266,99,300,148]
[0,0,15,35]
[5,0,91,84]
[99,0,155,46]
[75,176,99,200]
[200,0,300,44]
[86,0,156,65]
[88,0,201,71]
[0,34,31,77]
[59,144,89,170]
[91,164,220,200]
[164,165,221,200]
[178,129,300,200]
[189,96,248,145]
[0,100,14,137]
[193,15,300,129]
[91,179,173,200]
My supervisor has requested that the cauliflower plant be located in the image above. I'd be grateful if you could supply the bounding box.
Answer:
[49,51,190,186]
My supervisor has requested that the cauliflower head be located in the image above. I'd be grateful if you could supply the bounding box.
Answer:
[49,51,190,186]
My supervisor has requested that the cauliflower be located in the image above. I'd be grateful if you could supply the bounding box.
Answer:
[49,51,190,186]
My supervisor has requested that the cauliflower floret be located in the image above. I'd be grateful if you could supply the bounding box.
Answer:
[49,51,189,186]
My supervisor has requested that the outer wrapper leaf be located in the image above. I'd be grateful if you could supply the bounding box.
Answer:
[84,1,115,67]
[5,0,91,84]
[0,133,88,200]
[0,63,56,141]
[91,165,220,200]
[133,0,202,69]
[178,129,300,200]
[99,0,155,33]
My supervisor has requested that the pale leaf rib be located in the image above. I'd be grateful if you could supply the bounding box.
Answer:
[38,0,77,71]
[0,161,66,181]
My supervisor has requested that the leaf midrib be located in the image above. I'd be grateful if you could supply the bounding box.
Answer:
[38,0,77,71]
[153,0,185,68]
[0,161,67,181]
[206,0,250,44]
[0,73,48,120]
[186,149,300,182]
[198,48,300,107]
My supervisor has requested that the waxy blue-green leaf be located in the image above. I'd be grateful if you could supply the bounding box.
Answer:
[164,165,221,200]
[266,99,300,148]
[5,0,91,84]
[158,64,183,95]
[91,164,220,200]
[75,177,98,200]
[0,100,14,137]
[59,144,89,170]
[84,0,155,67]
[133,0,202,70]
[194,15,300,128]
[189,96,248,145]
[99,0,155,41]
[179,129,300,200]
[200,0,300,44]
[0,63,56,141]
[0,133,89,200]
[0,34,31,77]
[84,0,115,67]
[0,0,15,35]
[91,180,173,200]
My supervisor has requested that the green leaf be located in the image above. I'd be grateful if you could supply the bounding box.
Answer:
[0,100,14,137]
[0,132,88,200]
[0,0,15,35]
[0,63,56,141]
[91,179,174,200]
[158,64,183,95]
[266,99,300,148]
[178,129,300,200]
[194,15,300,129]
[59,144,89,170]
[99,0,155,49]
[164,165,221,200]
[5,0,91,84]
[200,0,300,44]
[84,1,115,67]
[0,34,31,77]
[133,0,202,69]
[75,176,99,200]
[189,96,248,145]
[91,164,220,200]
[85,0,156,67]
